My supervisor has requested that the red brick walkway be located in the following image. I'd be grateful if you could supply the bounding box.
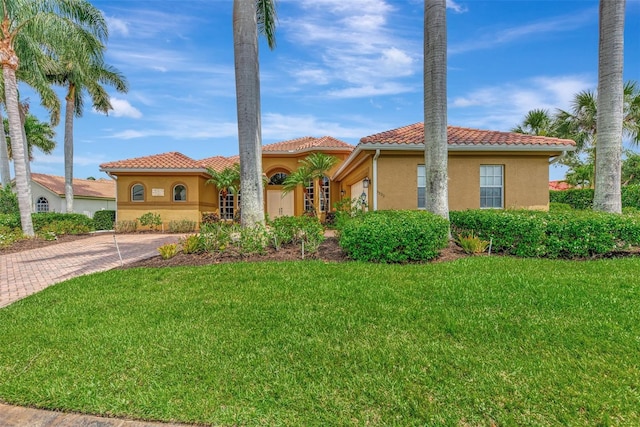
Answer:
[0,233,180,308]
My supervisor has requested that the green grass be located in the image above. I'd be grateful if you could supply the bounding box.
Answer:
[1,258,639,426]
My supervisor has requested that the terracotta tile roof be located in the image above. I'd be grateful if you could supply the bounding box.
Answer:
[263,136,354,152]
[199,156,238,172]
[360,123,576,148]
[549,180,573,191]
[100,152,202,170]
[31,173,115,199]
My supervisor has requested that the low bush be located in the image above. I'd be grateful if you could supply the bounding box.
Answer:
[157,243,178,259]
[550,185,640,210]
[451,209,640,258]
[138,212,162,231]
[37,220,92,238]
[269,215,324,252]
[239,225,269,255]
[32,213,95,233]
[0,225,22,248]
[180,234,202,254]
[93,210,115,230]
[454,231,490,254]
[198,222,237,252]
[115,220,138,233]
[340,210,449,263]
[0,213,20,229]
[548,202,573,212]
[168,219,196,233]
[0,185,18,215]
[201,212,220,225]
[622,185,640,209]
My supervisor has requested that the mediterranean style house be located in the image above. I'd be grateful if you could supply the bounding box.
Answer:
[99,123,576,226]
[26,173,115,218]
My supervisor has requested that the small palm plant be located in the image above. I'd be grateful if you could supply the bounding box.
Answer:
[282,152,339,215]
[206,164,240,220]
[454,231,490,254]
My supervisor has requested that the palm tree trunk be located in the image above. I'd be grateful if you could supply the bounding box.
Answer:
[424,0,449,220]
[594,0,625,213]
[233,0,265,228]
[64,90,75,213]
[3,66,34,236]
[0,107,10,186]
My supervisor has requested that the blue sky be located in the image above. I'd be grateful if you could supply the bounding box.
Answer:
[25,0,640,181]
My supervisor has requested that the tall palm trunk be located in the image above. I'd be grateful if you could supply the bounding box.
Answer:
[3,66,34,236]
[233,0,265,228]
[64,85,76,213]
[424,0,449,220]
[593,0,625,213]
[0,107,10,186]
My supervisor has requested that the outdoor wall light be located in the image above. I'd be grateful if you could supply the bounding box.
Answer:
[363,177,370,189]
[340,189,345,196]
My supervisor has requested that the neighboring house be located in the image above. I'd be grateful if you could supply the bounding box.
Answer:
[99,123,576,226]
[549,180,574,191]
[28,173,116,218]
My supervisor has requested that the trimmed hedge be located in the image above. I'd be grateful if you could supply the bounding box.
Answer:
[450,209,640,259]
[93,210,116,230]
[339,210,449,263]
[550,185,640,210]
[32,213,95,233]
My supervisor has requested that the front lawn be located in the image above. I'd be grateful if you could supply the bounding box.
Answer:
[1,258,639,425]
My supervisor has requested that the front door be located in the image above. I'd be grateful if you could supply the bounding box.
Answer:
[267,190,294,218]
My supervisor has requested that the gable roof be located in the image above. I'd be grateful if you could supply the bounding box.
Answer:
[263,136,354,153]
[100,152,202,171]
[360,123,577,149]
[31,173,115,199]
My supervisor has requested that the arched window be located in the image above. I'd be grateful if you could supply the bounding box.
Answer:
[320,176,330,212]
[219,189,238,220]
[36,197,49,213]
[268,172,288,185]
[173,184,187,202]
[131,184,144,202]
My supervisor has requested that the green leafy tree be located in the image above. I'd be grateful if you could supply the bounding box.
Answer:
[0,0,107,236]
[511,109,556,136]
[4,113,56,161]
[233,0,276,228]
[622,151,640,186]
[282,153,338,215]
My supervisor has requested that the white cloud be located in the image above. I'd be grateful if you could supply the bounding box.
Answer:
[107,98,143,119]
[446,0,468,13]
[262,113,377,142]
[106,16,129,37]
[450,75,595,130]
[449,7,596,55]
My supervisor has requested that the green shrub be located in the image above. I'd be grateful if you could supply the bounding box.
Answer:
[93,210,115,230]
[115,220,138,233]
[549,202,573,212]
[451,209,640,258]
[168,219,196,233]
[180,234,202,254]
[239,225,269,255]
[37,220,91,238]
[340,210,449,263]
[0,213,20,229]
[157,243,178,259]
[32,213,95,233]
[269,215,324,252]
[198,222,236,252]
[0,185,18,215]
[138,212,162,230]
[450,210,546,257]
[454,231,490,254]
[622,185,640,209]
[201,212,220,225]
[549,189,594,210]
[0,225,22,248]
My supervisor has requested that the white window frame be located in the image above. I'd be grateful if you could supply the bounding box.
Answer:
[36,196,49,213]
[480,165,504,209]
[320,176,330,212]
[219,189,236,220]
[417,165,426,209]
[305,180,315,212]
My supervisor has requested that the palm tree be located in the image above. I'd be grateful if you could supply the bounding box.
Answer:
[4,113,56,160]
[282,153,339,215]
[47,46,128,213]
[0,0,107,236]
[0,108,9,186]
[424,0,448,220]
[233,0,276,228]
[282,165,314,213]
[594,0,625,213]
[511,109,556,136]
[206,164,240,220]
